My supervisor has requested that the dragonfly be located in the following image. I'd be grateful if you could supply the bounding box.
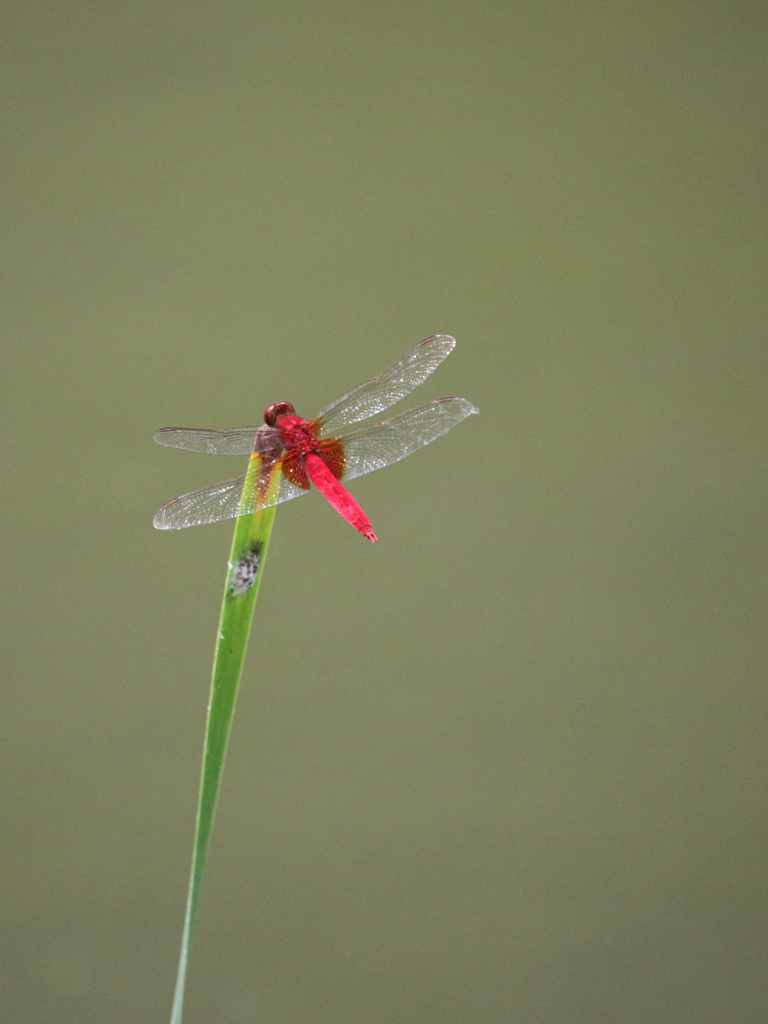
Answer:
[153,334,477,540]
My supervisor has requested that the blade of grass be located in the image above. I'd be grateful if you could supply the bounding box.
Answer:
[170,455,277,1024]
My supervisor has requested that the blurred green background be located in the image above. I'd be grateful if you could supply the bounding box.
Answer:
[2,1,766,1022]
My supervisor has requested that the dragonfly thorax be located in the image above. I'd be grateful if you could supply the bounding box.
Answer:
[274,414,319,456]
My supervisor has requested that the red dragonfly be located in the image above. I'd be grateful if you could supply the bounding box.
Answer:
[153,335,477,540]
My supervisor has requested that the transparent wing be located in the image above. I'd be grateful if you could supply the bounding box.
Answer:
[314,335,456,434]
[335,397,478,482]
[154,426,261,455]
[153,463,309,530]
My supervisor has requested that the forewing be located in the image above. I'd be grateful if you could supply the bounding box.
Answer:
[315,335,456,433]
[153,462,309,529]
[336,397,478,482]
[153,426,260,455]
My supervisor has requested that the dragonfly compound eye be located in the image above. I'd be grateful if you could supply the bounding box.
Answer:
[264,402,295,426]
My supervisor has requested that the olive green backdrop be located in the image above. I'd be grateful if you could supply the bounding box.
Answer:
[2,2,766,1022]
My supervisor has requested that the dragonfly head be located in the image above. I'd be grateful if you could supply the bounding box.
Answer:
[264,401,295,426]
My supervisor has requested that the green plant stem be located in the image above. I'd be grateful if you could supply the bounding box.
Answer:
[170,457,277,1024]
